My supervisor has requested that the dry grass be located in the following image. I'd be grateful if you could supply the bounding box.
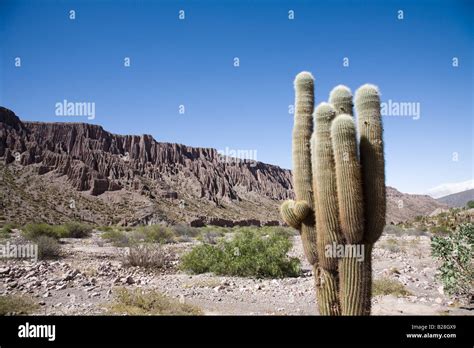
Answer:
[373,277,412,297]
[106,288,202,315]
[379,238,404,253]
[121,244,166,269]
[0,295,38,315]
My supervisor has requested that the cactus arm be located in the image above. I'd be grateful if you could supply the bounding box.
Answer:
[280,200,310,230]
[330,85,354,116]
[355,84,386,314]
[330,114,364,244]
[331,113,367,315]
[289,72,318,265]
[355,84,386,244]
[311,102,343,315]
[312,102,342,270]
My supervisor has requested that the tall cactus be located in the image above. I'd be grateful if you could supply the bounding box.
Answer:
[282,72,318,267]
[281,73,386,315]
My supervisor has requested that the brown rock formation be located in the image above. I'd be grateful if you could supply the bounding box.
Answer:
[0,107,293,203]
[0,107,446,226]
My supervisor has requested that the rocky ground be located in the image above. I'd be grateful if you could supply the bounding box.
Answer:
[0,230,472,316]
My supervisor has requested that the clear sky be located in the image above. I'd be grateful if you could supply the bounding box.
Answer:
[0,0,472,195]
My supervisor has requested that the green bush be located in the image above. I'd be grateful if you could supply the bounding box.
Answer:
[97,225,114,232]
[261,226,298,238]
[181,228,301,278]
[1,223,17,234]
[0,223,17,238]
[101,225,176,246]
[467,200,474,209]
[181,244,224,274]
[62,222,92,238]
[22,223,60,240]
[430,225,451,234]
[22,222,92,240]
[135,225,175,244]
[101,229,130,247]
[431,223,473,297]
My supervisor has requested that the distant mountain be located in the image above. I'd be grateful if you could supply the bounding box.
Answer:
[385,187,447,223]
[437,189,474,208]
[0,106,447,226]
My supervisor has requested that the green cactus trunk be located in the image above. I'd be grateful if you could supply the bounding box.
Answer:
[311,103,342,315]
[291,72,318,266]
[355,84,386,315]
[281,73,386,316]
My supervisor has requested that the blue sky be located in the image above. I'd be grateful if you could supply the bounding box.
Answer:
[0,0,472,195]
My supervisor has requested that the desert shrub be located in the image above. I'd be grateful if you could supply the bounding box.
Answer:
[0,223,17,238]
[372,278,412,297]
[383,224,427,236]
[180,244,224,274]
[172,224,200,241]
[22,222,91,240]
[197,230,224,244]
[430,225,451,234]
[380,238,402,253]
[101,229,130,247]
[1,223,17,234]
[102,225,176,246]
[122,244,166,268]
[252,226,297,238]
[22,223,60,240]
[181,229,301,278]
[37,235,61,260]
[97,225,114,232]
[107,288,202,315]
[0,295,38,315]
[135,225,175,244]
[431,223,473,297]
[271,226,299,237]
[61,222,92,238]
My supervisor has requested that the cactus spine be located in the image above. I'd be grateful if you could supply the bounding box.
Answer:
[281,74,386,316]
